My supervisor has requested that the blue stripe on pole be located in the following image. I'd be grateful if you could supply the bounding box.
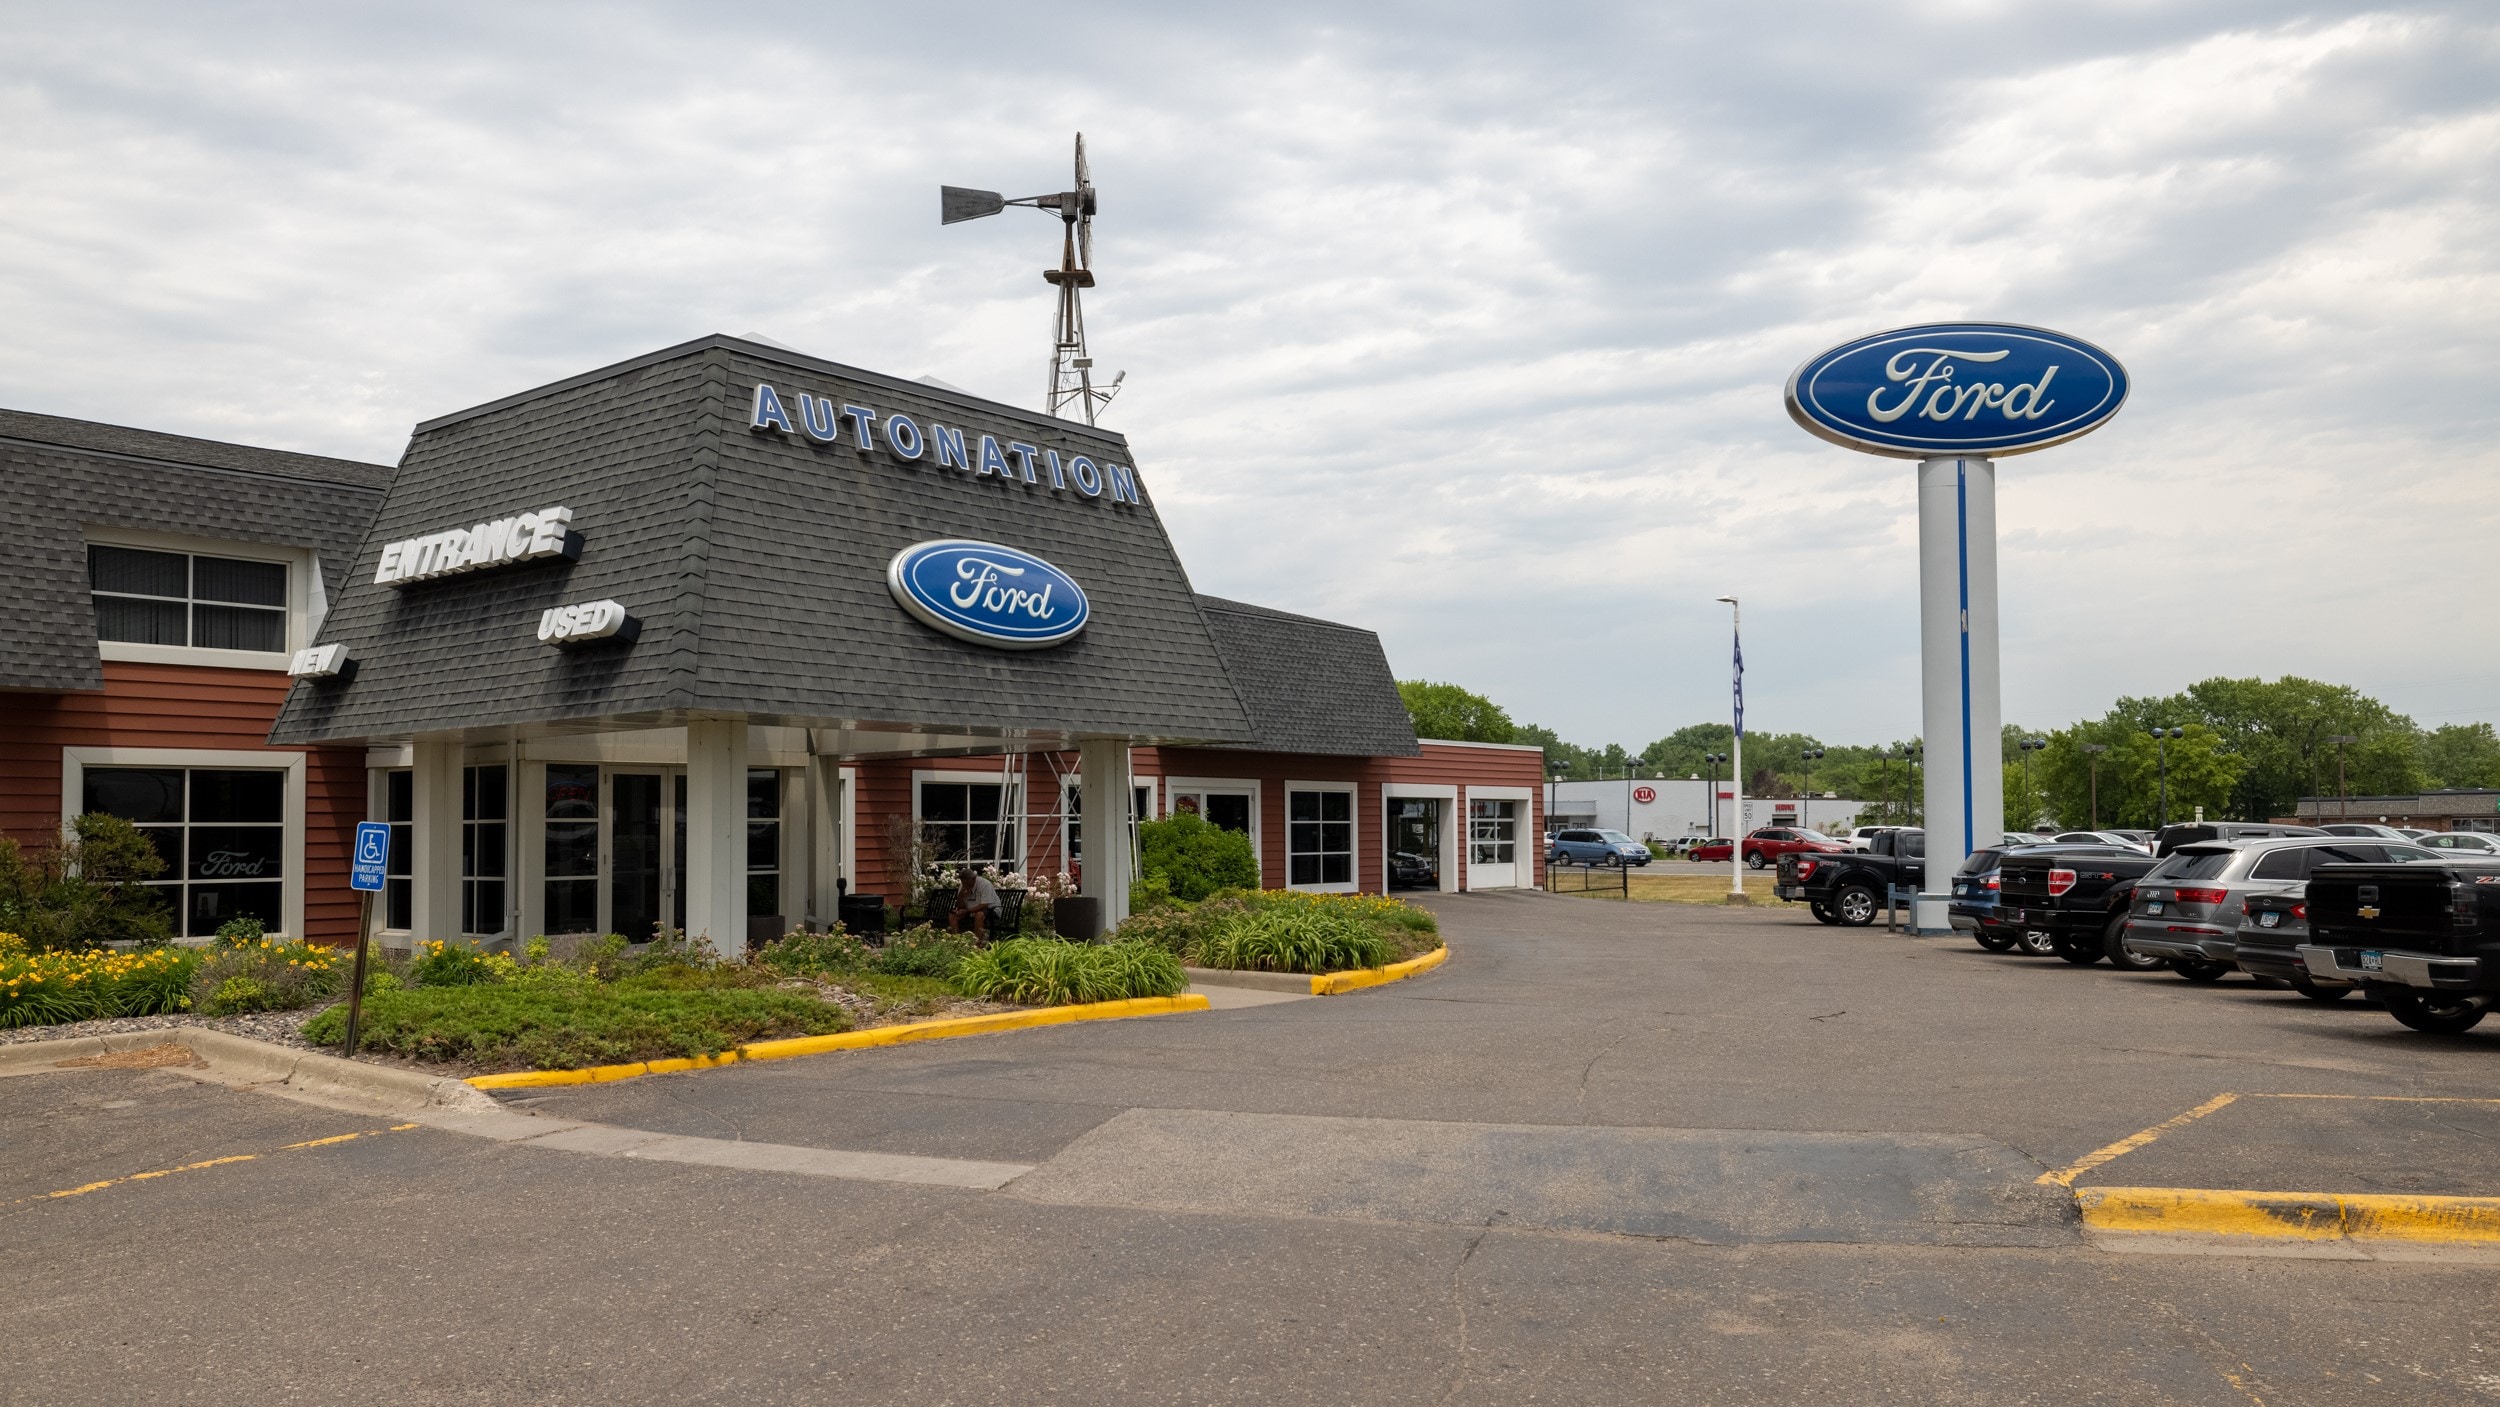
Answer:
[1733,631,1745,741]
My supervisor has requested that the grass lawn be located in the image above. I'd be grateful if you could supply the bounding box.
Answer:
[1555,874,1801,906]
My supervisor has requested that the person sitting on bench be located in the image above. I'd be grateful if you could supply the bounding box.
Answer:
[946,868,1002,938]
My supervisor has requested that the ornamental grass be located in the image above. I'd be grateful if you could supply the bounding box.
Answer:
[948,938,1186,1006]
[0,933,200,1028]
[1115,890,1442,974]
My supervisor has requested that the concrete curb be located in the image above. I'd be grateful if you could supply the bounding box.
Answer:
[0,1026,498,1115]
[1181,966,1311,995]
[467,993,1213,1090]
[1312,944,1448,995]
[2079,1185,2500,1259]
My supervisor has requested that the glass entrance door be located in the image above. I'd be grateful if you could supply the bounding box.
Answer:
[611,773,665,944]
[1388,797,1441,891]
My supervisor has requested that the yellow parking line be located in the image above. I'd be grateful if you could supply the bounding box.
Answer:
[2244,1093,2500,1105]
[10,1123,420,1209]
[2037,1092,2239,1187]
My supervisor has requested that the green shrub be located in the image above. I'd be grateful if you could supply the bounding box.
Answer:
[1127,874,1177,914]
[216,915,267,946]
[757,927,873,977]
[191,938,346,1015]
[301,982,851,1070]
[873,926,976,979]
[1137,813,1259,902]
[0,815,175,951]
[950,938,1185,1006]
[412,939,513,987]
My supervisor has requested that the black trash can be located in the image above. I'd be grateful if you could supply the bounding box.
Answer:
[1052,895,1102,942]
[838,893,887,941]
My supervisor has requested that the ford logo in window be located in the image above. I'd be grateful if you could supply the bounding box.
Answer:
[1785,322,2128,458]
[887,539,1090,650]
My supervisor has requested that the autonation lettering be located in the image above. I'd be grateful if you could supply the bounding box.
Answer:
[1866,348,2058,425]
[747,384,1144,506]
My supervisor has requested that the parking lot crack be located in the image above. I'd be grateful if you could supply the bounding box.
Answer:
[1436,1215,1502,1406]
[1574,1031,1638,1124]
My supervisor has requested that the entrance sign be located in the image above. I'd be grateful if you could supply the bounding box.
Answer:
[350,821,390,892]
[1784,321,2127,933]
[888,539,1090,650]
[376,505,580,585]
[1784,323,2128,458]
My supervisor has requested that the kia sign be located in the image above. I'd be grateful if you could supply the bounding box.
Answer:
[1632,786,1656,804]
[1783,322,2127,458]
[887,540,1090,650]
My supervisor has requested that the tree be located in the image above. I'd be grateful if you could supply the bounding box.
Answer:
[1398,681,1515,744]
[0,814,173,951]
[2420,723,2500,791]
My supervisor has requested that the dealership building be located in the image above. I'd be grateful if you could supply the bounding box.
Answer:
[0,336,1543,953]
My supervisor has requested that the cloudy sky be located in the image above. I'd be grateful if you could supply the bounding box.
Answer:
[4,2,2495,749]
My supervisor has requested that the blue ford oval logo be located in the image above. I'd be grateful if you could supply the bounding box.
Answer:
[1785,322,2128,458]
[887,539,1089,650]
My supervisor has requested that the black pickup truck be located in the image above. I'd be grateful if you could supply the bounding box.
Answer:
[1995,846,2169,969]
[1777,829,1922,926]
[2298,859,2500,1034]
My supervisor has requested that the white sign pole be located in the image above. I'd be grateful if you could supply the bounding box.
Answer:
[1914,455,2004,933]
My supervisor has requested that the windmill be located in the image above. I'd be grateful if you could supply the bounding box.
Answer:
[941,133,1124,425]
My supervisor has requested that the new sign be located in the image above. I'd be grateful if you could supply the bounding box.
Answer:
[887,540,1089,650]
[1784,323,2128,458]
[376,505,580,586]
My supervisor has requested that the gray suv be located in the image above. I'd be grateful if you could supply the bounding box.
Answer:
[2123,837,2439,981]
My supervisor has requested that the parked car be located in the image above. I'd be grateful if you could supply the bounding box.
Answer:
[2042,830,2151,852]
[2233,891,2351,1001]
[2419,832,2500,856]
[1733,825,1846,870]
[1949,847,2017,950]
[2106,829,2154,849]
[2151,821,2326,856]
[1390,850,1439,888]
[1995,845,2172,969]
[2120,838,2438,982]
[2319,822,2417,843]
[1843,825,1901,852]
[1548,828,1653,867]
[2299,857,2500,1034]
[1686,836,1735,862]
[1777,829,1922,926]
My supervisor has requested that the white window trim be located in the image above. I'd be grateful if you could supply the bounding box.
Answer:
[913,768,1027,871]
[1283,780,1362,894]
[62,746,308,940]
[84,527,317,671]
[1464,785,1534,891]
[1381,784,1459,895]
[369,764,412,936]
[1060,775,1160,867]
[1163,776,1260,868]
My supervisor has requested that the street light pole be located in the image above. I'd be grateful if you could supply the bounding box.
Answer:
[1801,747,1825,834]
[1704,753,1725,841]
[2325,735,2357,824]
[2152,726,2184,829]
[2017,737,2045,832]
[2080,744,2108,829]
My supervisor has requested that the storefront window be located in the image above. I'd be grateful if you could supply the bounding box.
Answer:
[84,766,285,936]
[1469,798,1518,864]
[921,781,1017,870]
[88,545,287,652]
[544,763,600,934]
[1287,789,1353,887]
[748,768,782,916]
[384,770,413,929]
[463,765,508,936]
[1063,784,1152,863]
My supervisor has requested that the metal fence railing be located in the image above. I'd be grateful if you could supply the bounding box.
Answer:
[1545,860,1631,899]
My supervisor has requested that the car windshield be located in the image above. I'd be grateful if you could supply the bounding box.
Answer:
[1596,831,1634,843]
[1958,849,2001,875]
[2147,849,2234,881]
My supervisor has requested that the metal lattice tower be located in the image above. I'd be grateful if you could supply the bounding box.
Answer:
[940,133,1124,425]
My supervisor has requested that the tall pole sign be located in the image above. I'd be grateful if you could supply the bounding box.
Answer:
[1785,322,2128,932]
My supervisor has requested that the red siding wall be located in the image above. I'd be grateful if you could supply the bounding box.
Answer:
[0,663,366,944]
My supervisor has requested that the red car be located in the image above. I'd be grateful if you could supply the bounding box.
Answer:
[1694,827,1847,869]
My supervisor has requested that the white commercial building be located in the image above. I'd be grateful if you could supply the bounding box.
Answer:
[1546,778,1869,842]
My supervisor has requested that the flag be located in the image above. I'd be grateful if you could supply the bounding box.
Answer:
[1732,629,1745,743]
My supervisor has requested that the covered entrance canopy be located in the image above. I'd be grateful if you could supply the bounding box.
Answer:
[273,335,1256,951]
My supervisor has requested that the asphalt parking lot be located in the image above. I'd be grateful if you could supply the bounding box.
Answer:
[6,892,2496,1404]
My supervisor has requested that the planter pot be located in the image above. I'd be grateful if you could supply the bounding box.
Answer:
[1053,896,1102,942]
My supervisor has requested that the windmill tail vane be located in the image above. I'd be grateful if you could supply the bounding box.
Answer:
[937,133,1123,426]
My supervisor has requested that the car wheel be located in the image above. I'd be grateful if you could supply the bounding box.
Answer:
[2293,981,2350,1003]
[1809,900,1838,925]
[1833,885,1879,927]
[2382,992,2488,1034]
[2104,916,2167,971]
[2018,929,2058,957]
[1746,852,1768,870]
[2171,958,2231,983]
[1975,930,2018,952]
[2055,939,2105,966]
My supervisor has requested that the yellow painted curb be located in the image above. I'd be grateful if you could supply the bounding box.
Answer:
[1311,944,1448,996]
[2078,1186,2500,1246]
[465,993,1211,1090]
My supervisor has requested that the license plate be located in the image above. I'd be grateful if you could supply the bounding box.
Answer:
[2361,950,2383,972]
[2145,901,2165,916]
[2257,912,2280,929]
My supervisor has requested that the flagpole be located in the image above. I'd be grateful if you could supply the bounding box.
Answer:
[1717,595,1743,898]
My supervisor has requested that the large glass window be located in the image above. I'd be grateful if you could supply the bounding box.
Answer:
[544,764,600,934]
[88,545,287,652]
[1469,799,1518,865]
[383,770,413,929]
[922,780,1018,870]
[463,765,508,936]
[84,766,285,936]
[1064,784,1152,863]
[1287,789,1353,887]
[748,768,782,916]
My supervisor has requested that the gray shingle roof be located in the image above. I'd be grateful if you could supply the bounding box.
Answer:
[1193,595,1419,757]
[271,335,1259,749]
[0,410,393,692]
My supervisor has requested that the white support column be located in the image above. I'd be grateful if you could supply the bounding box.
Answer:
[1079,737,1132,931]
[684,716,750,959]
[1917,455,2004,933]
[409,738,462,945]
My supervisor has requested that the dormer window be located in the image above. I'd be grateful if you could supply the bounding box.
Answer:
[90,545,287,651]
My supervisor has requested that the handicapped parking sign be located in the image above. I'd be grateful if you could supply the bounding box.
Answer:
[351,821,390,892]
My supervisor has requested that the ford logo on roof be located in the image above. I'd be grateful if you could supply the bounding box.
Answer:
[1785,322,2128,458]
[887,539,1089,650]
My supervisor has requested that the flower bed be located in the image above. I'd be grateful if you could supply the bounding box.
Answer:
[0,934,198,1028]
